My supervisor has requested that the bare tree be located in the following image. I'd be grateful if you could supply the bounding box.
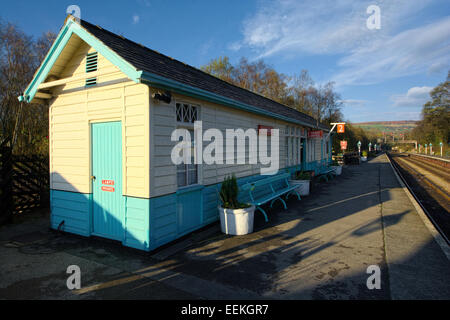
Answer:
[201,57,345,125]
[0,20,55,154]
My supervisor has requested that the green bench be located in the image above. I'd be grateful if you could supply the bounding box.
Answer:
[316,165,336,182]
[240,173,301,222]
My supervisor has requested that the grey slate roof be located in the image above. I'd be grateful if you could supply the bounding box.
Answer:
[80,19,328,130]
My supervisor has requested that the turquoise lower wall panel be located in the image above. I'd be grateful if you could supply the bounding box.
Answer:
[148,187,216,251]
[149,193,177,250]
[50,190,150,251]
[124,196,150,251]
[50,190,91,237]
[202,185,219,224]
[51,160,332,252]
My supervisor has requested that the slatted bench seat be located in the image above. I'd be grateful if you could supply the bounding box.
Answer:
[316,165,336,182]
[239,173,301,222]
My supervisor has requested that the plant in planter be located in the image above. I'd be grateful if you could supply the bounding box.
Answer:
[289,170,311,196]
[218,175,255,235]
[361,150,368,162]
[330,159,343,175]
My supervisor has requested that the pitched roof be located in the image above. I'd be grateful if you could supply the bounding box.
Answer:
[79,19,328,130]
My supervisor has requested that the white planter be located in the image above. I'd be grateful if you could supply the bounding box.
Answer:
[289,179,310,196]
[218,205,255,235]
[361,156,367,162]
[331,165,342,175]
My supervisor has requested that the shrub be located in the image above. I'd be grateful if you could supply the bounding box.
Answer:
[331,159,340,166]
[293,171,311,180]
[219,175,249,209]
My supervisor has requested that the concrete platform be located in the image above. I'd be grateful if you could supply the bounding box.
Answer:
[0,154,449,299]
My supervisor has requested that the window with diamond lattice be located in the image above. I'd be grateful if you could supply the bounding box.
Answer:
[176,103,198,124]
[175,102,200,188]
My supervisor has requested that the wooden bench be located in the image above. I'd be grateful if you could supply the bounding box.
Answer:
[316,165,336,182]
[240,173,301,222]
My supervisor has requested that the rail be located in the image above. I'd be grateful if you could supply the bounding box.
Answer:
[387,152,449,245]
[407,152,450,163]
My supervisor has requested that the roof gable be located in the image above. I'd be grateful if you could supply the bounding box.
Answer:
[19,16,141,103]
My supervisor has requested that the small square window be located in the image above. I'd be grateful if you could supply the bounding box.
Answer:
[176,103,198,124]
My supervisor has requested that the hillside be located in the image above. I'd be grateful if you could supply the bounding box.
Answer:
[352,120,418,136]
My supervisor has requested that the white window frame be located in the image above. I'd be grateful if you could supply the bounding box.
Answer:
[285,125,303,166]
[175,101,201,188]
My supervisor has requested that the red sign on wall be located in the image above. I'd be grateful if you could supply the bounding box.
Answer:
[101,186,115,192]
[102,180,115,185]
[258,125,273,136]
[308,130,323,138]
[340,140,348,150]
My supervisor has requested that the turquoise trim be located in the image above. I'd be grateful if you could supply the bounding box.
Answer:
[70,22,142,82]
[24,23,72,102]
[21,18,141,103]
[140,71,328,130]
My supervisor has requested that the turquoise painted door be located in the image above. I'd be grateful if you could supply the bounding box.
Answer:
[91,121,124,241]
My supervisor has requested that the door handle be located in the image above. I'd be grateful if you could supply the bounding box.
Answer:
[91,176,96,180]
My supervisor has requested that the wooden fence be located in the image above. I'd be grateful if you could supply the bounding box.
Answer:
[0,141,49,225]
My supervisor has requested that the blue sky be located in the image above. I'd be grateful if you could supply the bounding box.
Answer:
[2,0,449,122]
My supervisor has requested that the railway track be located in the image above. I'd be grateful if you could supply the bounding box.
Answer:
[387,152,449,245]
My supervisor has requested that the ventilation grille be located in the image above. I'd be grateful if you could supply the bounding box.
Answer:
[85,52,98,87]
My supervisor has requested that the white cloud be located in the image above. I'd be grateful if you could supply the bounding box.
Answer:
[228,41,242,52]
[391,86,433,107]
[428,61,448,75]
[340,99,368,107]
[332,17,450,86]
[132,14,140,25]
[236,0,449,87]
[241,0,374,57]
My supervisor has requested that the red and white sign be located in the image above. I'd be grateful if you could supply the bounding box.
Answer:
[308,130,323,138]
[340,140,348,150]
[101,186,115,192]
[258,125,273,136]
[337,124,345,133]
[102,180,115,185]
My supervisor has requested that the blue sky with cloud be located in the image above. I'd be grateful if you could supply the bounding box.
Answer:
[2,0,449,122]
